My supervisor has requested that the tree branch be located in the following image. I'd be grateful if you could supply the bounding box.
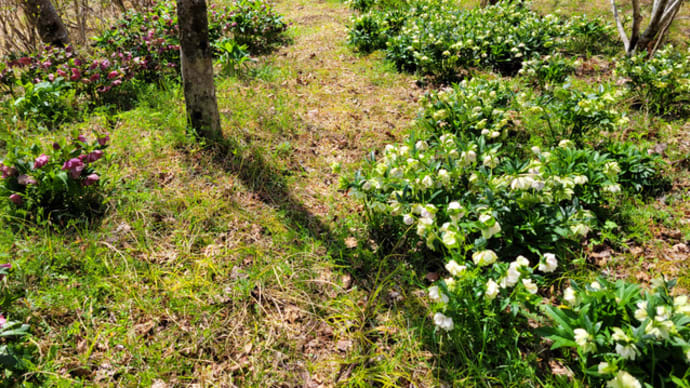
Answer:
[610,0,630,52]
[629,0,642,50]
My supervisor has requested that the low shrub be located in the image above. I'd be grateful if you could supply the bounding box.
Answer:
[616,45,690,117]
[347,1,565,79]
[215,38,252,77]
[540,278,690,387]
[518,53,577,87]
[0,132,110,222]
[562,15,618,57]
[211,0,288,53]
[12,79,78,129]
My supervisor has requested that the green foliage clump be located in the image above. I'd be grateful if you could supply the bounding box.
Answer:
[348,1,565,80]
[0,132,109,223]
[541,278,690,387]
[11,79,78,129]
[616,46,690,117]
[518,53,577,87]
[562,15,618,57]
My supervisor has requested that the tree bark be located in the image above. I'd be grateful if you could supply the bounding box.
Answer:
[480,0,500,7]
[176,0,223,142]
[23,0,70,47]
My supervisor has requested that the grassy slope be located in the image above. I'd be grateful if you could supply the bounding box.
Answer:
[0,0,688,386]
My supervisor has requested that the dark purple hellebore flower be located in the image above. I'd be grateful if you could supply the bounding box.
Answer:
[85,150,103,163]
[82,173,100,186]
[62,158,85,179]
[9,193,22,205]
[98,134,110,146]
[0,164,17,179]
[34,154,49,169]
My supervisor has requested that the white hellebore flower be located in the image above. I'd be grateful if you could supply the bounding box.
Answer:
[538,253,558,273]
[558,139,573,148]
[433,312,454,331]
[574,328,596,354]
[473,250,498,267]
[531,146,541,155]
[606,370,641,388]
[428,286,449,304]
[615,343,639,360]
[611,327,630,342]
[403,214,415,226]
[573,175,589,185]
[571,223,591,237]
[603,184,622,194]
[590,281,602,290]
[598,362,615,375]
[634,301,648,322]
[441,231,459,248]
[438,169,450,185]
[415,140,429,151]
[515,255,530,267]
[485,279,500,300]
[445,260,466,277]
[563,287,578,305]
[479,214,501,239]
[421,175,434,189]
[522,278,538,294]
[511,176,535,191]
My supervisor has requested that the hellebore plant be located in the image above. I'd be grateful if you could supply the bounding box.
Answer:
[0,131,109,221]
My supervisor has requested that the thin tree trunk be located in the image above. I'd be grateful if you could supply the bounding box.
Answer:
[176,0,223,142]
[23,0,69,47]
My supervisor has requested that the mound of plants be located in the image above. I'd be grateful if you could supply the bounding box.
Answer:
[0,0,289,127]
[616,45,690,117]
[342,72,674,384]
[0,132,109,222]
[348,1,565,79]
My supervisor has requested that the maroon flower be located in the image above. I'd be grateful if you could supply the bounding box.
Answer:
[77,134,87,143]
[53,142,61,151]
[97,134,110,146]
[112,79,122,87]
[90,73,101,82]
[70,67,81,81]
[57,69,67,77]
[107,70,119,79]
[9,193,22,205]
[85,150,103,163]
[82,173,100,186]
[74,58,82,67]
[34,154,49,169]
[0,314,5,329]
[62,158,85,179]
[17,174,37,185]
[18,57,31,66]
[0,164,17,179]
[48,73,55,82]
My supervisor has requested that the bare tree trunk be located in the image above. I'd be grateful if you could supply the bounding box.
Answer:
[23,0,69,47]
[176,0,223,142]
[480,0,500,7]
[610,0,685,55]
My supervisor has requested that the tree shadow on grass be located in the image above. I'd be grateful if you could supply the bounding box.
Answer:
[202,137,338,250]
